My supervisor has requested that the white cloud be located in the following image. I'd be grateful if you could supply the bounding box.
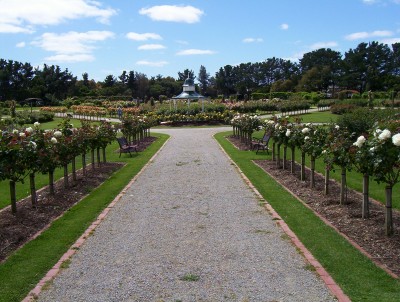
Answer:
[139,5,204,23]
[243,38,263,43]
[280,23,289,30]
[381,37,400,44]
[176,49,216,55]
[0,0,117,33]
[16,41,26,48]
[126,32,162,41]
[138,44,166,50]
[45,54,95,62]
[32,31,114,62]
[0,23,34,34]
[310,41,338,49]
[345,30,393,40]
[136,60,169,67]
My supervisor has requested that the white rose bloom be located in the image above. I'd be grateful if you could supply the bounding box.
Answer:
[286,130,291,137]
[302,127,310,134]
[335,125,340,130]
[378,129,391,141]
[34,122,40,128]
[268,120,274,124]
[322,150,327,154]
[19,132,26,138]
[392,133,400,146]
[51,137,58,144]
[25,127,33,133]
[13,129,19,134]
[353,135,366,147]
[53,131,62,138]
[304,136,309,140]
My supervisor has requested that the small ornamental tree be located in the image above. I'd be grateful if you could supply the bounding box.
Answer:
[56,118,75,187]
[324,125,355,204]
[36,130,61,195]
[0,129,31,213]
[25,123,42,206]
[286,120,304,174]
[271,116,290,168]
[367,126,400,235]
[302,125,327,188]
[298,124,313,181]
[78,121,95,175]
[351,134,375,218]
[230,114,263,146]
[96,119,117,164]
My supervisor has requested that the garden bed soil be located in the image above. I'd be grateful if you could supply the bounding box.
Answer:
[0,136,157,262]
[227,135,400,278]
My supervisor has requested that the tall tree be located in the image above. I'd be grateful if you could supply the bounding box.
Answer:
[198,65,210,95]
[299,48,342,93]
[178,69,195,81]
[103,74,116,87]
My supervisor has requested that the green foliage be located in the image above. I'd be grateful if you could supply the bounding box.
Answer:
[337,108,399,136]
[9,111,55,126]
[330,104,357,114]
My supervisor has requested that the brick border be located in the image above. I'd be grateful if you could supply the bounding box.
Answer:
[216,135,351,302]
[22,136,171,302]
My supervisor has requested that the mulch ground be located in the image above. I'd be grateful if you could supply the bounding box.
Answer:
[227,135,400,278]
[0,136,157,262]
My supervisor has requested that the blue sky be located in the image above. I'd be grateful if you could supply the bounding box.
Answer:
[1,0,400,82]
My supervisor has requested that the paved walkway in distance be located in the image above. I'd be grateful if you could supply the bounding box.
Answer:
[37,128,336,302]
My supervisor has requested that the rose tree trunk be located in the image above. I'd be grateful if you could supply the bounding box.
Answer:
[340,167,347,204]
[300,152,306,181]
[362,173,369,219]
[385,185,393,236]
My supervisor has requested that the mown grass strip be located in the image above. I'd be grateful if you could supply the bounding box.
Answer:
[0,133,169,302]
[215,131,400,302]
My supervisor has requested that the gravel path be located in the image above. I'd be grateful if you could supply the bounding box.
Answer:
[37,128,336,302]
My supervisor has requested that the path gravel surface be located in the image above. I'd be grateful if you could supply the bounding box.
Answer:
[37,127,336,302]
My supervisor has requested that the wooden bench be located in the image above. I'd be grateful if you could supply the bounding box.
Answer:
[251,131,271,154]
[116,137,138,157]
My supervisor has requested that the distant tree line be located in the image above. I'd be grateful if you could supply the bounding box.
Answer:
[1,41,399,104]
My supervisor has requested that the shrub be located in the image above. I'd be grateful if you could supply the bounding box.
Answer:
[14,111,55,125]
[330,104,357,114]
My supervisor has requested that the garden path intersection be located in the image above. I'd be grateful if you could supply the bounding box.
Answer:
[35,128,338,302]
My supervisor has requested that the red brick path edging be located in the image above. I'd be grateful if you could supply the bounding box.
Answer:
[22,137,170,302]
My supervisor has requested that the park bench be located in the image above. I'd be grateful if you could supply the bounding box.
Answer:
[252,131,271,154]
[116,137,138,157]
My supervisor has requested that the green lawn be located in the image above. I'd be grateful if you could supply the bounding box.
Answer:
[291,110,338,123]
[0,131,169,302]
[215,131,400,302]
